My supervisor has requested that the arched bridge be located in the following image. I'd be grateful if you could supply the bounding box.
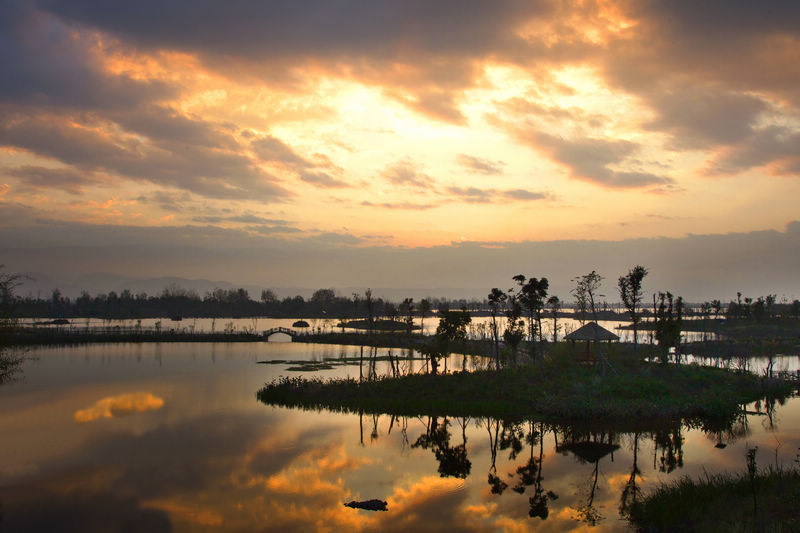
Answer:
[263,327,301,341]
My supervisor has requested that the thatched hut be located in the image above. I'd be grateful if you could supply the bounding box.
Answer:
[564,322,619,360]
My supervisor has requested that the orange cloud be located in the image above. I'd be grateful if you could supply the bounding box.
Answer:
[74,392,164,423]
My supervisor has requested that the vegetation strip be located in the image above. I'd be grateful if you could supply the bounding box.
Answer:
[628,463,800,532]
[257,362,794,423]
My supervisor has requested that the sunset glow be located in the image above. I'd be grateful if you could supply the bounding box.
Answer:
[1,1,798,297]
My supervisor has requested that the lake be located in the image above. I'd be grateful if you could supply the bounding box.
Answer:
[18,314,712,343]
[1,341,798,532]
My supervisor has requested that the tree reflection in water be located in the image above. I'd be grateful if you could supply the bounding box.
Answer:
[325,404,772,527]
[411,416,472,479]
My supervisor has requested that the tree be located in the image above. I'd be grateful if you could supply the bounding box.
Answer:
[261,289,277,305]
[488,288,507,370]
[419,298,431,336]
[399,297,415,335]
[513,275,549,361]
[503,294,525,366]
[618,265,648,365]
[654,292,683,364]
[547,295,561,343]
[1,267,24,385]
[428,310,471,375]
[364,289,374,335]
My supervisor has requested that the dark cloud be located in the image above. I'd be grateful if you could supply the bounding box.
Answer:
[531,132,675,189]
[247,224,303,235]
[0,1,174,110]
[2,165,103,194]
[36,1,549,64]
[705,125,800,176]
[193,214,289,225]
[0,110,289,200]
[1,219,798,300]
[644,88,769,149]
[596,2,800,174]
[33,1,565,122]
[253,135,351,188]
[456,154,505,175]
[252,136,309,168]
[109,105,240,150]
[312,232,364,245]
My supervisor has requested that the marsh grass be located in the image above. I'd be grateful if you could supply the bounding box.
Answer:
[257,358,793,424]
[628,464,800,532]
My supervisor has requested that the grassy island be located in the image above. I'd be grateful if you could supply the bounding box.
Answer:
[257,359,794,425]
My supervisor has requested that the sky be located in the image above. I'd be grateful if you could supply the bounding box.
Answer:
[1,0,799,301]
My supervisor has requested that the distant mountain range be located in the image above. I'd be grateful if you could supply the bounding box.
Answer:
[13,272,487,301]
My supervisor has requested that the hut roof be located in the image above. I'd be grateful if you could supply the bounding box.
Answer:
[564,322,619,341]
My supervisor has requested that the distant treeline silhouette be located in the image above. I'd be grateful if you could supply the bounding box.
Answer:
[11,286,481,320]
[8,283,800,322]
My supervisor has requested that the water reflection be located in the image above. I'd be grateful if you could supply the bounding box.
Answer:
[1,343,798,532]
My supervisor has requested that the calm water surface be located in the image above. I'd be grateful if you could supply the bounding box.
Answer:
[1,342,798,532]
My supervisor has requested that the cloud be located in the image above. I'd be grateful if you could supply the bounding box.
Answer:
[445,185,550,204]
[446,186,493,203]
[0,1,175,110]
[252,136,310,168]
[380,159,433,189]
[644,88,770,149]
[192,214,289,225]
[2,165,104,194]
[531,132,675,189]
[360,201,439,211]
[74,392,164,423]
[298,170,350,188]
[253,135,351,188]
[502,189,548,201]
[705,125,800,177]
[33,1,563,122]
[456,154,505,175]
[4,219,798,300]
[0,111,289,200]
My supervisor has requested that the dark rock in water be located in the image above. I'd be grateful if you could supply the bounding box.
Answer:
[292,320,310,328]
[51,318,70,325]
[344,499,388,512]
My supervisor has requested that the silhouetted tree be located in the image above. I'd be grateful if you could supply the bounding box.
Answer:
[547,295,561,343]
[618,265,648,365]
[364,288,374,335]
[419,298,431,335]
[488,288,507,370]
[513,275,549,361]
[399,297,415,335]
[654,292,683,363]
[0,267,24,385]
[503,294,525,365]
